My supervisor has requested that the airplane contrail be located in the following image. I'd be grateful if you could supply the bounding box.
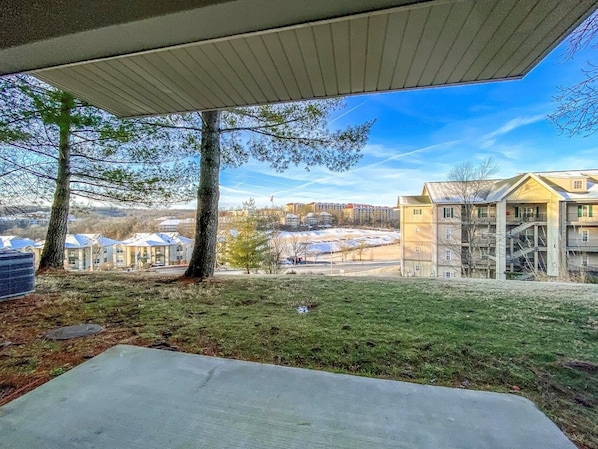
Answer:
[271,140,460,196]
[362,140,461,169]
[329,99,371,124]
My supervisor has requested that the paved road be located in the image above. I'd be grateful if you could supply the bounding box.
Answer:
[155,260,400,277]
[280,260,400,276]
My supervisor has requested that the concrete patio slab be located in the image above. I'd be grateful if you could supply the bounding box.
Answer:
[0,345,575,449]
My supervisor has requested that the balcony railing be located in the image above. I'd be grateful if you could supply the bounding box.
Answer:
[568,216,598,224]
[567,244,598,252]
[459,216,496,224]
[461,238,496,246]
[472,257,496,266]
[506,213,547,224]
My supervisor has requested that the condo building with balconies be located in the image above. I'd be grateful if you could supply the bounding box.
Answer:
[398,170,598,280]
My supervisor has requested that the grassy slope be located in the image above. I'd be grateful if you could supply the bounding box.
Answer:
[0,273,597,448]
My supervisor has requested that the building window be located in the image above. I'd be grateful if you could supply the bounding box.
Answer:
[477,207,488,218]
[445,271,452,279]
[116,247,124,253]
[582,230,589,242]
[413,209,422,215]
[104,257,108,263]
[103,247,108,254]
[574,180,583,189]
[582,253,588,267]
[415,265,420,271]
[445,228,452,239]
[445,250,452,261]
[177,245,183,251]
[514,206,537,218]
[415,246,420,253]
[415,226,420,234]
[443,207,454,218]
[578,205,594,218]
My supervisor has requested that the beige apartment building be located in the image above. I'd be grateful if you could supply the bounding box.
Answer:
[343,204,399,225]
[284,202,347,215]
[399,170,598,280]
[285,201,398,226]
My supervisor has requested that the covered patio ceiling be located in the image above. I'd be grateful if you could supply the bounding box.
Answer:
[2,0,597,117]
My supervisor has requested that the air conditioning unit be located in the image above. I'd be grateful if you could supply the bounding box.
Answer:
[0,250,35,301]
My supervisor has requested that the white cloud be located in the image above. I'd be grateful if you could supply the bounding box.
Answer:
[357,140,461,171]
[480,114,546,147]
[362,143,409,159]
[214,139,468,208]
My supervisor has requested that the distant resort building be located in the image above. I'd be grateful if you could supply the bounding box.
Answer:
[158,218,195,234]
[0,211,75,229]
[0,235,37,252]
[63,234,121,271]
[284,203,305,215]
[310,202,347,214]
[285,201,398,227]
[284,214,301,228]
[343,204,399,226]
[304,213,319,227]
[30,234,120,271]
[0,236,39,265]
[3,231,194,271]
[117,233,193,268]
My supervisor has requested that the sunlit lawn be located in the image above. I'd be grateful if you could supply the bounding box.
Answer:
[1,273,597,448]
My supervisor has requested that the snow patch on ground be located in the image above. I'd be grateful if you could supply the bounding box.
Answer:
[278,228,400,255]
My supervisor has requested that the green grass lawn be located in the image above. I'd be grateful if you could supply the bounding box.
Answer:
[1,273,597,448]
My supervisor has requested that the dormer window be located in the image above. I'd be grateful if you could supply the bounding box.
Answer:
[573,179,585,190]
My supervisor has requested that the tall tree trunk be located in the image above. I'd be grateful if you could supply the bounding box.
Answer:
[185,110,221,280]
[38,92,74,272]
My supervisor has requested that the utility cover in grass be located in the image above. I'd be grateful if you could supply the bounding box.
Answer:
[296,305,309,314]
[45,324,104,340]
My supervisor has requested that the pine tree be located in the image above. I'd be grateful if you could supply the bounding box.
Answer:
[177,99,373,280]
[0,75,194,270]
[222,215,269,274]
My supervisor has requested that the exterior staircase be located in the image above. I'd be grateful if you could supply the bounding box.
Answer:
[507,221,544,237]
[508,245,537,261]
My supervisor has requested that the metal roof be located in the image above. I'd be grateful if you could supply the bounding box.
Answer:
[535,170,598,201]
[8,0,594,117]
[63,234,121,249]
[398,195,432,206]
[121,232,192,247]
[401,170,598,206]
[0,236,36,250]
[423,180,500,204]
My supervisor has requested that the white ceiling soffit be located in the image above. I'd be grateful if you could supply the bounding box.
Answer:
[31,0,598,118]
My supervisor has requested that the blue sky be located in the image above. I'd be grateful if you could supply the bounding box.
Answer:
[215,37,598,209]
